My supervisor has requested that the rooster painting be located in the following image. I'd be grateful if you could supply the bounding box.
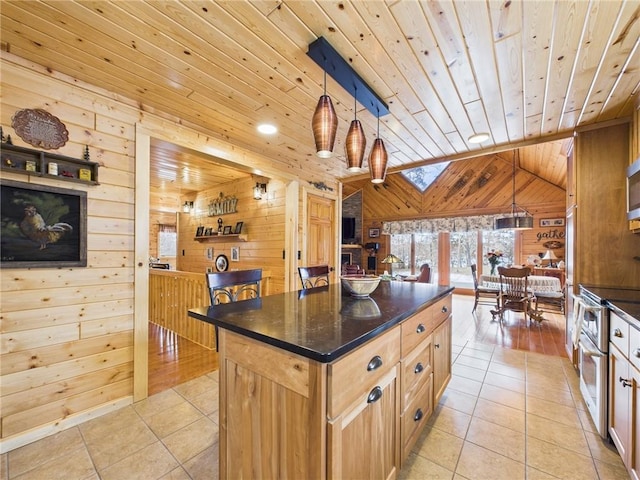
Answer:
[19,204,73,250]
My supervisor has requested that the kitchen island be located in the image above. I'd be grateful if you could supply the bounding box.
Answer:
[188,281,453,479]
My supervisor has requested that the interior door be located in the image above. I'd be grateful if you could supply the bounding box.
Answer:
[307,193,335,273]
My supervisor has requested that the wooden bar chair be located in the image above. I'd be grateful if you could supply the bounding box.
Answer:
[491,266,543,324]
[206,269,262,349]
[470,264,499,312]
[298,265,331,289]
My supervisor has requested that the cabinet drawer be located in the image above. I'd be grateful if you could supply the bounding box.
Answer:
[610,311,629,357]
[328,326,400,418]
[400,335,432,410]
[432,295,452,327]
[400,373,433,463]
[401,308,433,357]
[629,324,640,372]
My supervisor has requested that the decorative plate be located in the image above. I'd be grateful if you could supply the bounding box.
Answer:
[543,240,564,249]
[215,254,229,272]
[11,109,69,149]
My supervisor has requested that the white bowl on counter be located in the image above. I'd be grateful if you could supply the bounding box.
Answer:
[340,275,381,298]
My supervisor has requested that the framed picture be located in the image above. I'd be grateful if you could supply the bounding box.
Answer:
[540,218,565,227]
[1,179,87,268]
[341,252,352,265]
[369,228,380,238]
[223,225,232,235]
[215,254,229,272]
[234,221,243,234]
[204,227,213,236]
[196,226,205,237]
[231,246,239,261]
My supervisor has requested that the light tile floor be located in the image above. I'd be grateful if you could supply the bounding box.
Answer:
[1,342,630,479]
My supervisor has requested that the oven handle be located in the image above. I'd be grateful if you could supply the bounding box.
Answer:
[579,333,605,358]
[572,294,606,313]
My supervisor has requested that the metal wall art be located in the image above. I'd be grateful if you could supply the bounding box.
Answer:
[208,192,238,216]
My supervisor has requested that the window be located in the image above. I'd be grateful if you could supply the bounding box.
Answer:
[450,231,477,288]
[401,163,450,192]
[158,225,177,258]
[389,233,438,280]
[415,233,438,283]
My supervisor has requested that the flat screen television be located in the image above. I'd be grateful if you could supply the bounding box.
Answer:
[342,217,356,243]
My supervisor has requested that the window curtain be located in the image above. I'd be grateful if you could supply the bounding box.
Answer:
[158,224,176,233]
[382,214,498,235]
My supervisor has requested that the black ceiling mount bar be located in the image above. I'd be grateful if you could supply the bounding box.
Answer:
[307,37,389,117]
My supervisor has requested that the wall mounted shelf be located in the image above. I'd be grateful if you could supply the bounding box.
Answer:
[194,234,247,242]
[0,142,99,185]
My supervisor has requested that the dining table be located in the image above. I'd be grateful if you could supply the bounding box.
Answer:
[479,273,562,294]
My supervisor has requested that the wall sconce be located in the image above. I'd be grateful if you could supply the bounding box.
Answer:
[182,201,194,214]
[253,183,267,200]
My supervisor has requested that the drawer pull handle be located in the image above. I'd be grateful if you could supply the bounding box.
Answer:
[441,306,448,313]
[414,408,423,422]
[414,362,424,374]
[416,324,426,334]
[635,349,640,358]
[367,355,383,371]
[367,386,383,404]
[620,377,632,388]
[614,328,623,338]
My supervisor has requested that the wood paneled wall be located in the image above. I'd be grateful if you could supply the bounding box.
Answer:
[1,58,137,448]
[0,55,308,451]
[345,153,567,266]
[177,177,287,294]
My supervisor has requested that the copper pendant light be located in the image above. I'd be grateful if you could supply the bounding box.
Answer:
[345,91,366,171]
[369,113,388,184]
[312,69,338,158]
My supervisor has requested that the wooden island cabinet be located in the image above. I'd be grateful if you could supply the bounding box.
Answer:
[189,282,453,479]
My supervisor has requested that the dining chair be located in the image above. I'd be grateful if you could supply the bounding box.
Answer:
[206,269,262,349]
[491,266,543,324]
[470,264,500,312]
[535,270,565,313]
[416,263,432,283]
[298,265,331,289]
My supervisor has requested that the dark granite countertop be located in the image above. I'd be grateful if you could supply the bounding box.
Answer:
[188,281,454,363]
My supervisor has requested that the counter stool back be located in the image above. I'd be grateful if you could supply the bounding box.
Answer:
[206,269,262,350]
[298,265,331,289]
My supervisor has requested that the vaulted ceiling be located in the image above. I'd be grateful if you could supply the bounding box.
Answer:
[1,1,637,194]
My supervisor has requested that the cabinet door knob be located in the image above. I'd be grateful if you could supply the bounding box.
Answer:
[367,355,383,371]
[614,328,623,338]
[413,408,424,422]
[634,348,640,358]
[416,324,426,334]
[435,343,440,349]
[367,386,383,404]
[619,376,632,388]
[441,306,448,313]
[414,362,424,374]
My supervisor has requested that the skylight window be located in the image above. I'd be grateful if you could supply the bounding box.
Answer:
[401,162,450,192]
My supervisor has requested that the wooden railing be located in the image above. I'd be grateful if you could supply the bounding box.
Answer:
[149,270,215,349]
[149,269,272,350]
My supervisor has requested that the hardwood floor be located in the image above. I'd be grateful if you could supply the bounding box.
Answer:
[148,322,218,396]
[147,293,568,396]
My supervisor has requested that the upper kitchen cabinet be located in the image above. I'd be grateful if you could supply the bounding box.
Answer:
[569,122,640,290]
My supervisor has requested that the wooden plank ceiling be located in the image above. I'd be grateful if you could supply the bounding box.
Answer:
[1,1,638,195]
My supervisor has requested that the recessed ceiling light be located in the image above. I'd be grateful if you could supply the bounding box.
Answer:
[468,133,490,144]
[257,123,277,135]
